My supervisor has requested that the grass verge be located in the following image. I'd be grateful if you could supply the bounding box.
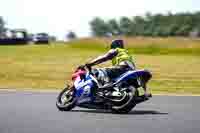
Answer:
[0,37,200,94]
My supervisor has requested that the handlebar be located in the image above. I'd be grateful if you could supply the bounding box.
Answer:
[85,64,92,74]
[76,64,93,75]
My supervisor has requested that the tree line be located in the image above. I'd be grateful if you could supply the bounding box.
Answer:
[2,12,200,40]
[90,12,200,37]
[0,16,6,37]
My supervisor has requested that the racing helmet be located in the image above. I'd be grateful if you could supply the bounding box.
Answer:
[110,39,124,49]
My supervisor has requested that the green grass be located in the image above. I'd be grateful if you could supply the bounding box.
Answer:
[0,37,200,94]
[69,37,200,55]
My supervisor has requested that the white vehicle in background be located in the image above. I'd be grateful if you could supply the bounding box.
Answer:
[33,33,49,44]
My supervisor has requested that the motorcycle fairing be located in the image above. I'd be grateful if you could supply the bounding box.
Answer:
[73,69,151,105]
[113,69,152,86]
[73,73,95,104]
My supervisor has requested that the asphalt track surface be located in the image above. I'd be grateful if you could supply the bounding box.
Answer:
[0,91,200,133]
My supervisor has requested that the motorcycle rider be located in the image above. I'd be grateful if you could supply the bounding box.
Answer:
[85,39,151,98]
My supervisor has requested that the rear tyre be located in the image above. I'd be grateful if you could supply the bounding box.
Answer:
[56,86,77,111]
[111,90,138,114]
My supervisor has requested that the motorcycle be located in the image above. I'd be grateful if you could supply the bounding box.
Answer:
[56,65,152,114]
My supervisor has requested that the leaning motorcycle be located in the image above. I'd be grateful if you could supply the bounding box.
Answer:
[56,65,152,114]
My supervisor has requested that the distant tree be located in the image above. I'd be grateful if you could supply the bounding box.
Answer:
[190,28,200,37]
[66,31,77,40]
[0,16,6,37]
[90,17,110,36]
[133,16,146,36]
[89,11,200,37]
[143,12,154,36]
[49,36,57,42]
[176,25,192,36]
[119,17,133,36]
[107,19,121,36]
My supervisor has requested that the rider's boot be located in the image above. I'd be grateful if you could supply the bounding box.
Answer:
[143,84,152,99]
[144,93,152,98]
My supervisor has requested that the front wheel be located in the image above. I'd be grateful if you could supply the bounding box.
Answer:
[56,86,77,111]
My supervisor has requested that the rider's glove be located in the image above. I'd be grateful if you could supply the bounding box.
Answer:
[77,65,85,70]
[85,63,91,67]
[85,63,92,72]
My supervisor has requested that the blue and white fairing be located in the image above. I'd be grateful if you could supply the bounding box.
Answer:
[73,69,151,105]
[73,73,95,104]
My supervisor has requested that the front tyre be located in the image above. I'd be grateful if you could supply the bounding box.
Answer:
[56,86,77,111]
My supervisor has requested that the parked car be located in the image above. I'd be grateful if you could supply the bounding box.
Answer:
[33,33,49,44]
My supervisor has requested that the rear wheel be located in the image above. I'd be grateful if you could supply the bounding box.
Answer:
[111,90,138,114]
[56,86,77,111]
